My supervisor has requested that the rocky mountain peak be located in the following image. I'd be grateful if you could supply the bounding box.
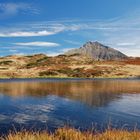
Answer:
[65,41,127,60]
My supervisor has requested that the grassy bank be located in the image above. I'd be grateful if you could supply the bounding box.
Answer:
[2,127,140,140]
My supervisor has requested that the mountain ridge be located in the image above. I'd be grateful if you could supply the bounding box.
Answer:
[65,41,127,60]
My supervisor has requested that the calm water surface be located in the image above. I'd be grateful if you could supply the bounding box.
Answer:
[0,78,140,134]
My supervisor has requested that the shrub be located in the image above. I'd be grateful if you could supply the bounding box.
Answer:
[0,60,13,65]
[39,71,58,76]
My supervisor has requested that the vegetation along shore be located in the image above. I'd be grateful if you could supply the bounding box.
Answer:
[2,127,140,140]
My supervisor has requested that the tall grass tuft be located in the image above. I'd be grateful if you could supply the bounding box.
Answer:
[1,127,140,140]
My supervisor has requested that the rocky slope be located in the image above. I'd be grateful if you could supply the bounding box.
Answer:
[65,41,127,60]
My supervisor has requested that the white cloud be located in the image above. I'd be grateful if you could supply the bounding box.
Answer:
[61,48,75,53]
[46,47,75,56]
[0,10,140,56]
[9,49,18,52]
[64,40,82,46]
[0,21,116,38]
[47,52,60,56]
[14,42,60,47]
[0,30,58,37]
[0,2,38,18]
[116,43,136,46]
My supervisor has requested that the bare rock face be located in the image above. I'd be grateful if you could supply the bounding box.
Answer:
[65,41,127,60]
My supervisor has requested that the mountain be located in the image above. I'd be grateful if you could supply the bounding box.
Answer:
[65,41,127,60]
[0,49,139,78]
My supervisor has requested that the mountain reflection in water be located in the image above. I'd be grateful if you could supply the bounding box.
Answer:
[0,79,140,134]
[0,79,139,107]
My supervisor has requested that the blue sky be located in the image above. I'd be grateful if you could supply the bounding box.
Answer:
[0,0,140,56]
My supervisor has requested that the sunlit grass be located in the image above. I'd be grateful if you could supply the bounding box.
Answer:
[2,127,140,140]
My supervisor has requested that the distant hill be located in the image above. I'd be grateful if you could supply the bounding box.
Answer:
[65,41,127,60]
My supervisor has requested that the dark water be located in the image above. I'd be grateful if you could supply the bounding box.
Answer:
[0,78,140,134]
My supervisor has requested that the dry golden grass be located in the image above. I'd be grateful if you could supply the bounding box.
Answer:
[0,54,140,78]
[2,128,140,140]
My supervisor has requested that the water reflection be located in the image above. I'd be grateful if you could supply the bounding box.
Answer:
[0,79,140,134]
[0,79,139,107]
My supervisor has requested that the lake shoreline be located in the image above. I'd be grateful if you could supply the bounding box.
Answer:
[0,76,139,82]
